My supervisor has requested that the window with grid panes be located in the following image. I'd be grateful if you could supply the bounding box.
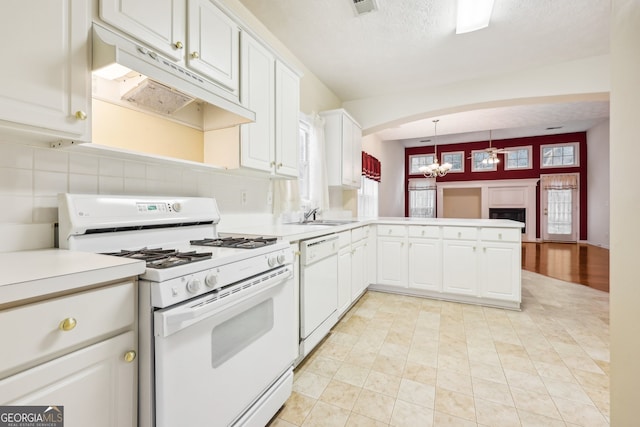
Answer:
[441,151,464,172]
[505,146,532,170]
[409,154,435,175]
[541,143,579,168]
[471,151,497,172]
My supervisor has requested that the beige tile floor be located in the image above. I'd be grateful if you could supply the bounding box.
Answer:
[269,270,610,427]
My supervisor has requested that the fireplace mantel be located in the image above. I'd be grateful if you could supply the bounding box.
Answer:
[436,179,539,242]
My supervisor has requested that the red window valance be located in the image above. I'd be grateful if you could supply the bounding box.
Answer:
[362,152,381,182]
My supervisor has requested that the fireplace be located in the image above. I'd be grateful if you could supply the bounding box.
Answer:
[489,208,526,233]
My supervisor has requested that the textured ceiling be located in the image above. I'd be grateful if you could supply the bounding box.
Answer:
[237,0,611,143]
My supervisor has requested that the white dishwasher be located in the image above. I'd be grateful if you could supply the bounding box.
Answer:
[299,233,339,360]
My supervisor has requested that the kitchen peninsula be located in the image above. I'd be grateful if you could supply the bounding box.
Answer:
[219,217,525,311]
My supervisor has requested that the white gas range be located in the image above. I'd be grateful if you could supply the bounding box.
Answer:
[58,194,297,427]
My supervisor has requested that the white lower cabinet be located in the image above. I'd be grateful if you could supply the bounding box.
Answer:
[0,331,137,427]
[337,240,352,316]
[371,223,522,309]
[442,239,478,296]
[351,239,367,299]
[0,280,138,426]
[376,225,408,288]
[337,228,369,317]
[408,238,442,292]
[478,241,521,302]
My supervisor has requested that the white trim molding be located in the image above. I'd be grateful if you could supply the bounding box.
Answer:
[436,178,539,242]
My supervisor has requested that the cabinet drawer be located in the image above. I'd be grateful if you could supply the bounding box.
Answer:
[337,230,352,248]
[408,225,440,239]
[0,281,135,378]
[442,226,477,240]
[351,226,365,242]
[480,228,521,243]
[377,224,407,237]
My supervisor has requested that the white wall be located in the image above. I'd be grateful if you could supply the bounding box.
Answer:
[343,55,609,134]
[362,133,405,217]
[610,0,640,424]
[586,119,610,248]
[217,0,341,115]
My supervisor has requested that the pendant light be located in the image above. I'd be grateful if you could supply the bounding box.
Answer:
[419,120,452,178]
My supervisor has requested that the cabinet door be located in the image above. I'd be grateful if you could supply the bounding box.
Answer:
[100,0,185,61]
[337,246,352,315]
[351,121,362,188]
[0,332,137,427]
[341,116,354,186]
[408,238,442,292]
[442,240,477,296]
[376,237,407,287]
[187,0,239,93]
[274,61,300,177]
[240,33,275,173]
[351,241,366,299]
[0,0,90,140]
[479,242,521,302]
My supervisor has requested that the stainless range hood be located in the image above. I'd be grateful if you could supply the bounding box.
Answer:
[92,23,255,130]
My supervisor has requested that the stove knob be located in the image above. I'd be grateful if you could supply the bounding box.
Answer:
[277,254,286,265]
[268,256,277,267]
[172,202,182,212]
[205,272,218,288]
[186,278,201,294]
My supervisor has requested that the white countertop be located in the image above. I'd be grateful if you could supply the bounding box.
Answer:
[0,249,146,306]
[219,217,525,241]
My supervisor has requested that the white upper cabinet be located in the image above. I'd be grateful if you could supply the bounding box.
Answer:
[239,32,299,178]
[274,61,300,177]
[100,0,186,61]
[240,33,275,173]
[0,0,91,141]
[322,109,362,188]
[100,0,239,94]
[187,0,239,94]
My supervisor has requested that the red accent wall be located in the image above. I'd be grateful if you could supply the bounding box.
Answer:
[405,132,588,240]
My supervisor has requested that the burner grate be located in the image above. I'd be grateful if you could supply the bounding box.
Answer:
[190,237,277,249]
[103,248,212,269]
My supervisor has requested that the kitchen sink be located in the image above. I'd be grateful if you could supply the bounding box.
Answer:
[302,219,359,226]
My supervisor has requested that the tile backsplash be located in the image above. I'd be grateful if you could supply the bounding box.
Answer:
[0,141,276,251]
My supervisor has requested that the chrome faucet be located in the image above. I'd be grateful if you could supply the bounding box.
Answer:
[302,207,319,223]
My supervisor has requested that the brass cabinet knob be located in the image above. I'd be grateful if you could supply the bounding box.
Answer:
[74,111,87,120]
[174,41,184,49]
[59,317,77,331]
[123,350,137,363]
[277,162,283,168]
[191,51,199,59]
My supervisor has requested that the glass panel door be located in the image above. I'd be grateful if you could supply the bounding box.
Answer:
[409,188,436,218]
[542,188,578,242]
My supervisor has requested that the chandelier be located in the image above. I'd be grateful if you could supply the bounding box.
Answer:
[419,119,452,178]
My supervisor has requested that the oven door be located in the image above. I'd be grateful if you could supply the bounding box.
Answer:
[153,265,296,427]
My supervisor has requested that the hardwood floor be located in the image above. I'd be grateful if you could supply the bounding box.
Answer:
[521,242,610,292]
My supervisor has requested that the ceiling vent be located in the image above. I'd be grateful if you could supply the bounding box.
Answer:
[351,0,378,16]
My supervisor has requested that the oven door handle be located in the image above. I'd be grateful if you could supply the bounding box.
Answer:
[157,266,293,335]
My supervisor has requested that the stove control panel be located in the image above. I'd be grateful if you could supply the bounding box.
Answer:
[148,246,294,308]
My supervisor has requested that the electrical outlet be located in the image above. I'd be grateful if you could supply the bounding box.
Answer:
[241,191,247,206]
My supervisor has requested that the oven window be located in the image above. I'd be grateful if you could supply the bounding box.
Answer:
[210,299,274,368]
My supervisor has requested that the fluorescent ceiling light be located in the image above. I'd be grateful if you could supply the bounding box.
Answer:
[456,0,495,34]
